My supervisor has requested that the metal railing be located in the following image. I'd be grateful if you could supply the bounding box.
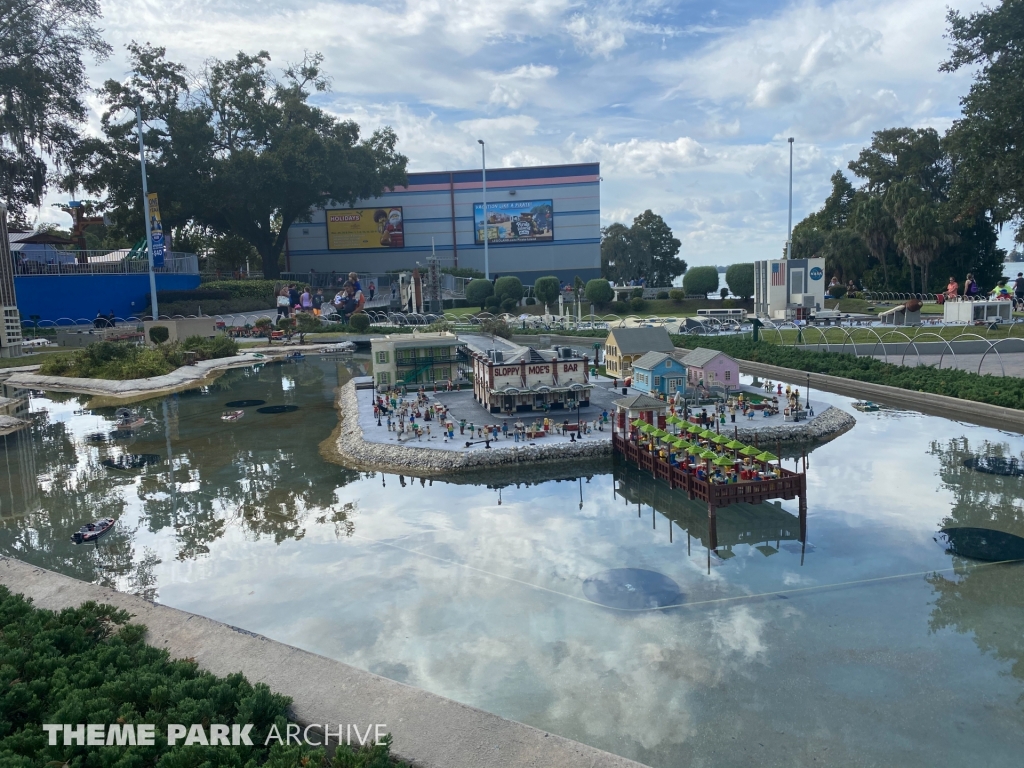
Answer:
[13,252,199,276]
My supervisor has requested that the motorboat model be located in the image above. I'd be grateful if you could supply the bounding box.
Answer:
[71,517,115,543]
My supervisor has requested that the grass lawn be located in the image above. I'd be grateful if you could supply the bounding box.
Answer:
[761,324,1024,344]
[0,349,64,369]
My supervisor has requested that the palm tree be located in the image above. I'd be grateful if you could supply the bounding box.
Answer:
[885,181,933,292]
[822,229,869,284]
[850,194,895,288]
[897,205,943,293]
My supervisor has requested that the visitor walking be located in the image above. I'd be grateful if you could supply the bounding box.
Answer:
[300,286,313,312]
[1015,272,1024,304]
[277,287,291,319]
[312,288,325,316]
[368,281,376,300]
[964,273,979,298]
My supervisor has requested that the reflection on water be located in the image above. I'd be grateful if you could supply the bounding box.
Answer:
[1,367,1024,766]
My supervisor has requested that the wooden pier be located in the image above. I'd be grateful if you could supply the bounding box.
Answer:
[612,432,808,550]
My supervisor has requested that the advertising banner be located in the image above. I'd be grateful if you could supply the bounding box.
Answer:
[326,207,404,250]
[146,192,165,267]
[473,200,553,244]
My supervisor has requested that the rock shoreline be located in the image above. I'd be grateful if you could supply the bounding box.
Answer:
[323,380,856,476]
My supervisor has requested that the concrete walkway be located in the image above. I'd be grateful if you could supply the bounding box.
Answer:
[0,556,646,768]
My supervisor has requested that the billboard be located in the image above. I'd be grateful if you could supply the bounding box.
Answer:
[473,200,553,245]
[146,192,165,267]
[326,207,404,250]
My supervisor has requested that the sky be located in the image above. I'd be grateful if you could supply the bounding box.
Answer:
[37,0,992,266]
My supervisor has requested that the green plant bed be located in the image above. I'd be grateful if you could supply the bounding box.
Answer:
[39,337,239,380]
[150,298,277,317]
[0,586,407,767]
[672,336,1024,410]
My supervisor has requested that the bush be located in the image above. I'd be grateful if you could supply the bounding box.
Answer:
[682,266,720,297]
[494,275,524,305]
[723,298,736,308]
[500,298,518,313]
[480,317,513,338]
[631,287,644,299]
[829,285,848,299]
[630,296,647,312]
[180,335,240,360]
[484,295,501,311]
[656,291,670,300]
[348,313,371,332]
[725,262,755,300]
[466,278,494,310]
[669,289,686,302]
[720,287,729,299]
[525,296,536,305]
[534,276,561,309]
[148,326,169,345]
[202,279,279,302]
[0,587,408,768]
[585,278,614,306]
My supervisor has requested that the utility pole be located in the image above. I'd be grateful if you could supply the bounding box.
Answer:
[137,105,159,319]
[785,137,794,260]
[478,139,489,279]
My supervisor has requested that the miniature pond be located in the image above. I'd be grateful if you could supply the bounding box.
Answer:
[1,356,1023,768]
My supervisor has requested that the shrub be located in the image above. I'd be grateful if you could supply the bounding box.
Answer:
[348,313,371,332]
[480,317,512,338]
[720,287,729,299]
[202,279,279,302]
[630,296,647,312]
[585,278,614,306]
[494,275,524,305]
[466,278,494,310]
[631,287,644,299]
[525,296,536,305]
[829,285,848,299]
[500,298,518,313]
[180,335,240,360]
[534,276,561,309]
[725,262,755,300]
[669,289,686,302]
[148,325,170,345]
[276,316,295,331]
[682,266,720,297]
[484,295,501,311]
[656,291,670,300]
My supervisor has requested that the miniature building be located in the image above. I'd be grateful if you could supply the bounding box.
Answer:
[676,347,740,393]
[753,257,826,320]
[942,300,1012,325]
[0,204,23,359]
[612,392,669,434]
[604,326,674,378]
[471,345,591,413]
[370,331,465,389]
[631,352,685,397]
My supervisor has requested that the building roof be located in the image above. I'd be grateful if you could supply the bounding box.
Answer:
[503,346,551,364]
[631,351,674,371]
[678,347,730,368]
[613,393,669,411]
[606,326,674,355]
[8,231,74,245]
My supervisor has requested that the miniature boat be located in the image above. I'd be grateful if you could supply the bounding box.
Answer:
[221,410,245,422]
[323,342,355,353]
[852,401,880,412]
[285,352,305,361]
[114,407,146,430]
[71,517,115,543]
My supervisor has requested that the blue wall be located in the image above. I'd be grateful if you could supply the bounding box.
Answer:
[15,274,201,323]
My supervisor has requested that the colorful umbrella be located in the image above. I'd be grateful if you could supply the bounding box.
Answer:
[631,418,647,427]
[726,439,745,450]
[640,424,655,434]
[700,449,719,460]
[739,445,761,456]
[756,451,778,462]
[714,456,736,467]
[686,423,701,433]
[687,444,703,455]
[711,434,729,444]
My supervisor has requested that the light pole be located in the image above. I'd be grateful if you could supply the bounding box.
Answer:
[785,137,794,260]
[137,105,159,320]
[478,139,489,279]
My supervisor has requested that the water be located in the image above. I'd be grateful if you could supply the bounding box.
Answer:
[1,357,1023,767]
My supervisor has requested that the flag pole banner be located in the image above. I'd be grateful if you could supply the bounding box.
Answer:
[146,192,165,268]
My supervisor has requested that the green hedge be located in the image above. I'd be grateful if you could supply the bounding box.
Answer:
[0,586,405,767]
[39,337,239,380]
[672,336,1024,410]
[202,280,280,302]
[157,289,232,303]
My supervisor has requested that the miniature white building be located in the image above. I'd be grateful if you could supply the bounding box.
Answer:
[942,300,1012,325]
[753,257,826,321]
[370,331,464,389]
[470,345,591,413]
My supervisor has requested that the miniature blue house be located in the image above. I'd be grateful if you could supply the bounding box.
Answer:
[630,352,686,396]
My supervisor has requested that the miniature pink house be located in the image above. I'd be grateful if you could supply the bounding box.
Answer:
[678,347,740,391]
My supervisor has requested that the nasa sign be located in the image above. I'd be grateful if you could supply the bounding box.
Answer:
[810,267,823,281]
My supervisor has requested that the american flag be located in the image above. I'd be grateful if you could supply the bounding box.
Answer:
[771,262,785,286]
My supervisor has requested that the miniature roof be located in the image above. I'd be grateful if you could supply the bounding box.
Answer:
[631,351,674,371]
[606,326,674,354]
[678,347,729,368]
[613,393,669,411]
[502,346,551,364]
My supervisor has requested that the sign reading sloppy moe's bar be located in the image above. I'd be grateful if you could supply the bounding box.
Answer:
[471,344,591,413]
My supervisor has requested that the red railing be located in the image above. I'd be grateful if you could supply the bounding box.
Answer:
[612,433,805,507]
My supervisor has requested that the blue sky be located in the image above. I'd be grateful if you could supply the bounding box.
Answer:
[41,0,992,265]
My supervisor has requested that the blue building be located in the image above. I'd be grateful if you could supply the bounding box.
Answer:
[630,351,687,397]
[285,162,601,285]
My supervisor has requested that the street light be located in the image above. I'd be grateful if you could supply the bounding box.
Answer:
[478,139,489,280]
[136,104,159,319]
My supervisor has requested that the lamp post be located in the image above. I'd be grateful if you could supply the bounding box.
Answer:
[785,137,794,260]
[136,105,159,320]
[806,372,811,414]
[478,139,489,279]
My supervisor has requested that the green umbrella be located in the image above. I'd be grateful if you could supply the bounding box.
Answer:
[739,445,761,456]
[726,439,745,450]
[640,423,655,434]
[673,437,690,447]
[756,451,778,462]
[700,429,717,438]
[711,434,729,445]
[714,456,736,467]
[687,444,703,455]
[631,418,647,427]
[700,449,719,460]
[652,428,667,437]
[686,423,701,433]
[666,415,680,425]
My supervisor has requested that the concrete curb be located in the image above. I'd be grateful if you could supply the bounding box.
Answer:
[0,556,647,768]
[736,359,1024,432]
